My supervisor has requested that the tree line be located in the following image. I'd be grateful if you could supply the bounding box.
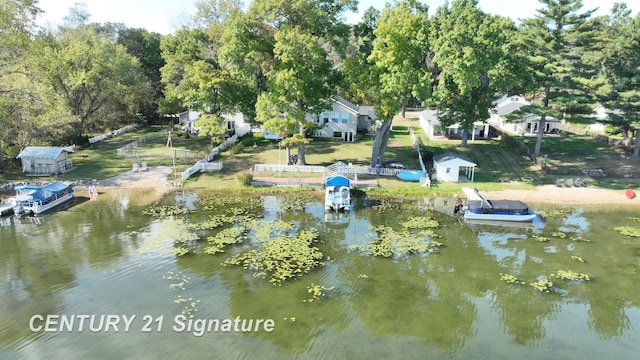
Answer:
[1,0,639,171]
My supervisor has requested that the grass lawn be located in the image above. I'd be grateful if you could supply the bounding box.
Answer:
[3,114,640,194]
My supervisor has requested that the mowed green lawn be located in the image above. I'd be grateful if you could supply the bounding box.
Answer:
[4,114,639,193]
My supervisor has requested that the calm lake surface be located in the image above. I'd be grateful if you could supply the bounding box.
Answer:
[0,189,639,359]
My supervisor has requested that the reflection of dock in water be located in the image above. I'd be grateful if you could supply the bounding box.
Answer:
[324,212,350,228]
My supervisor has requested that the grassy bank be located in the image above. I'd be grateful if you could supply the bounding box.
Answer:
[2,113,640,194]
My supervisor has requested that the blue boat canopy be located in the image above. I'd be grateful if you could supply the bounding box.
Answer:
[325,175,350,188]
[15,181,73,201]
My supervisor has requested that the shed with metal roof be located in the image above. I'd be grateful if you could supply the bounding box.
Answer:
[16,146,74,175]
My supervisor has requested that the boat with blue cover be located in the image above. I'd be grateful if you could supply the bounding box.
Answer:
[461,187,536,222]
[325,175,351,212]
[13,181,74,216]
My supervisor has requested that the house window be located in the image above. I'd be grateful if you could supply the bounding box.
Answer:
[332,112,339,123]
[446,167,451,173]
[322,112,330,124]
[341,113,349,124]
[511,97,518,102]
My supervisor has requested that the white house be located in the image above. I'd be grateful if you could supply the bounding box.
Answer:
[488,95,561,135]
[418,109,490,141]
[263,96,373,142]
[432,152,476,182]
[16,146,74,176]
[178,111,249,135]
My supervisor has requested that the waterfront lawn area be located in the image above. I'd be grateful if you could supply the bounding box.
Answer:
[3,114,639,193]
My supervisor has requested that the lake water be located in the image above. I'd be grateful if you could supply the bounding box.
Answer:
[0,189,639,359]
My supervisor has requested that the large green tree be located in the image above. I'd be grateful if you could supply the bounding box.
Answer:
[220,0,356,165]
[0,0,41,169]
[367,0,432,167]
[117,27,165,119]
[517,0,596,157]
[429,0,513,146]
[590,4,640,157]
[341,7,380,105]
[36,26,152,140]
[159,0,242,141]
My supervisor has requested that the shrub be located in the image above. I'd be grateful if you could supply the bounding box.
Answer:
[236,171,253,186]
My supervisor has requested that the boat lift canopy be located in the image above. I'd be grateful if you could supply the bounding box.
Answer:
[325,175,350,188]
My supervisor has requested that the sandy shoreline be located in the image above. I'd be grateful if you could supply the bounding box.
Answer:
[88,166,177,196]
[481,184,639,205]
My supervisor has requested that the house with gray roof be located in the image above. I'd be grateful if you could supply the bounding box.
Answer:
[16,146,75,176]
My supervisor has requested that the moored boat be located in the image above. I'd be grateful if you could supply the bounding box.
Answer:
[13,181,74,216]
[461,187,536,222]
[325,175,351,212]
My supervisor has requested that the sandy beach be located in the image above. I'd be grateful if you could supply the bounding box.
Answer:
[482,184,639,205]
[92,166,176,195]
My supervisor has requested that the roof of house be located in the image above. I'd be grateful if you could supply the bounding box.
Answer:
[332,95,360,114]
[433,152,476,166]
[16,146,73,159]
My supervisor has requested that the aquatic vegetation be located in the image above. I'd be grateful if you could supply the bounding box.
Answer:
[530,279,554,293]
[551,270,590,281]
[173,246,191,256]
[614,226,640,237]
[367,198,431,213]
[203,227,246,254]
[628,217,640,222]
[571,255,585,263]
[537,209,571,219]
[500,273,525,284]
[551,232,567,238]
[303,283,335,303]
[142,204,190,217]
[570,236,591,242]
[223,228,324,285]
[357,274,369,279]
[359,226,442,258]
[164,271,191,291]
[533,235,550,242]
[281,195,317,212]
[197,195,263,212]
[400,216,440,230]
[249,219,297,243]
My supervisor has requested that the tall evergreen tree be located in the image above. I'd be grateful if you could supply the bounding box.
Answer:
[591,4,640,157]
[517,0,596,157]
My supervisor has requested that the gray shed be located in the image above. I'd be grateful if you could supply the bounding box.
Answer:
[16,146,74,175]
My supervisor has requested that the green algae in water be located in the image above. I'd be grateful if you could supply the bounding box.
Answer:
[357,225,442,258]
[223,228,324,285]
[614,226,640,237]
[551,270,591,281]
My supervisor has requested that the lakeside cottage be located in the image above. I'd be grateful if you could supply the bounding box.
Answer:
[16,146,75,176]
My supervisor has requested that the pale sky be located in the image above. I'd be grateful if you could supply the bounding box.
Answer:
[35,0,639,35]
